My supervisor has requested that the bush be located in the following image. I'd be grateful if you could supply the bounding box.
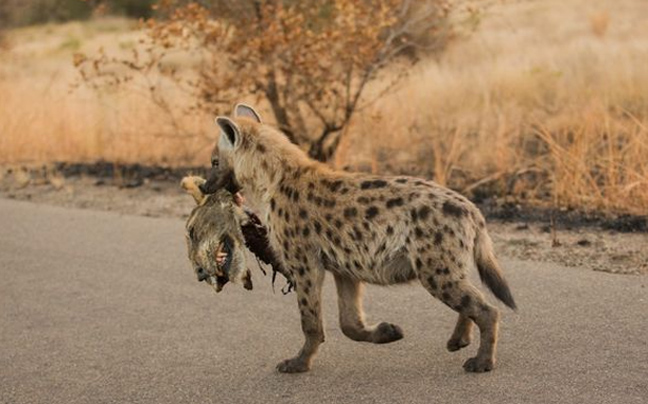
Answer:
[77,0,459,161]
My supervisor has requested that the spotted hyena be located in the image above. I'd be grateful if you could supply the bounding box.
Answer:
[204,104,517,373]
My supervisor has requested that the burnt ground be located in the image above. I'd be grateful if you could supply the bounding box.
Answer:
[1,161,646,275]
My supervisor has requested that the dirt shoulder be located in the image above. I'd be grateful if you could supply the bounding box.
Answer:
[1,162,646,275]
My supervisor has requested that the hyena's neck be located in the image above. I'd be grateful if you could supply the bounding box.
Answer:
[235,149,331,220]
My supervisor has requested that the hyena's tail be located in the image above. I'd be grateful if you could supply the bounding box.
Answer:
[474,227,517,310]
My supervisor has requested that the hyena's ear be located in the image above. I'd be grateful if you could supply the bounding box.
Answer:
[216,116,242,151]
[181,176,207,205]
[233,103,262,123]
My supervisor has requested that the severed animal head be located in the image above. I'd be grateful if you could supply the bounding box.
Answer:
[181,176,253,293]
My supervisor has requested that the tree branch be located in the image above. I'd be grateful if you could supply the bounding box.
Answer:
[264,69,298,145]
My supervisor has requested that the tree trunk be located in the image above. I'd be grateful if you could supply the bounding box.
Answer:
[265,71,298,145]
[308,126,343,162]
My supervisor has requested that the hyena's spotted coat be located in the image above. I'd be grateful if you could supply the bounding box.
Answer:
[209,104,516,373]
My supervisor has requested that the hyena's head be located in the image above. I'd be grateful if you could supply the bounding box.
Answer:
[199,104,263,196]
[181,176,251,293]
[200,104,313,205]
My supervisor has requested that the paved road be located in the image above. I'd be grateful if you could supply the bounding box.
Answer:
[0,199,646,404]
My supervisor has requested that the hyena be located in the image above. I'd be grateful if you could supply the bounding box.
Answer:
[205,104,516,373]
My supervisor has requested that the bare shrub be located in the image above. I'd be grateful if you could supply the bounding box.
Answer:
[76,0,460,161]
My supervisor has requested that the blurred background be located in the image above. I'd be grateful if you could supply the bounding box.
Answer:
[0,0,647,214]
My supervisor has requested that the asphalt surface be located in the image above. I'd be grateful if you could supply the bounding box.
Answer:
[1,198,646,404]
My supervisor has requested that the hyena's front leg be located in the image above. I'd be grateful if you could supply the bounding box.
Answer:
[276,266,326,373]
[334,273,404,344]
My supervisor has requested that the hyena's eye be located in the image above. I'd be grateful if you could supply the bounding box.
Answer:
[211,158,219,168]
[189,227,196,242]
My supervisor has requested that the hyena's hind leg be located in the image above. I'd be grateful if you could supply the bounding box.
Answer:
[421,265,500,372]
[423,271,474,351]
[333,273,404,344]
[447,313,474,352]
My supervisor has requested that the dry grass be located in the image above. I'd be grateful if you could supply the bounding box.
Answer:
[1,1,647,214]
[340,0,648,214]
[0,18,214,166]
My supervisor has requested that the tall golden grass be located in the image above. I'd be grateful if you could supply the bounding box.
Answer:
[0,18,214,166]
[340,0,648,214]
[1,1,647,214]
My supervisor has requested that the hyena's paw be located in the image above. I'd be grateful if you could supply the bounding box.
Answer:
[463,356,494,373]
[372,322,404,344]
[446,336,471,352]
[276,357,310,373]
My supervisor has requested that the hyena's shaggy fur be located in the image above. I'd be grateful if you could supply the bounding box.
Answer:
[213,105,516,374]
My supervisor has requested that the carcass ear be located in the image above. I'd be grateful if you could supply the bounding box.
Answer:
[216,116,242,150]
[233,103,262,123]
[181,176,207,205]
